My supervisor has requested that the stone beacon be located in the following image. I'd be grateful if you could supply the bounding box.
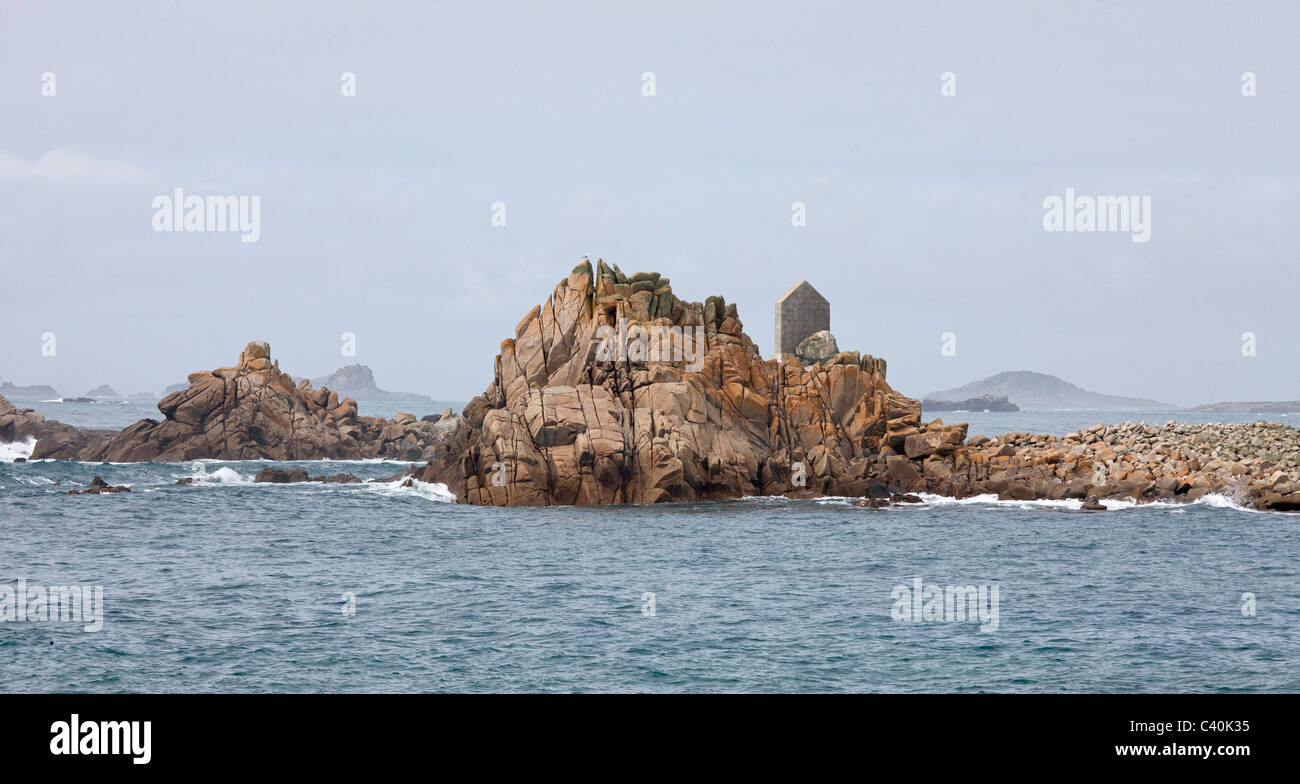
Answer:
[774,280,830,357]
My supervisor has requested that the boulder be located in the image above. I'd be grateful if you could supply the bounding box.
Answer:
[794,330,839,364]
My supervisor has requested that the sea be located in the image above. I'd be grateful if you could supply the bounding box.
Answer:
[2,399,1297,693]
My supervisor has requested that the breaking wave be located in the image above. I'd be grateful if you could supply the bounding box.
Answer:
[0,438,36,462]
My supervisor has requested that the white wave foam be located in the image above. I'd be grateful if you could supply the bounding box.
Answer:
[364,477,455,503]
[180,465,249,485]
[912,491,1269,514]
[1192,493,1263,513]
[919,492,1177,511]
[0,438,36,462]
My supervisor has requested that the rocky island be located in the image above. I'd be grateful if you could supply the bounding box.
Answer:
[310,364,433,402]
[0,380,60,401]
[926,370,1175,410]
[3,261,1299,512]
[922,394,1019,412]
[1,342,459,462]
[397,261,1300,512]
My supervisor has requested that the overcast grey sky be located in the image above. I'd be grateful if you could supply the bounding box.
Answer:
[1,0,1297,406]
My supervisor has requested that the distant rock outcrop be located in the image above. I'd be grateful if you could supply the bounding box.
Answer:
[923,394,1019,412]
[309,365,432,402]
[84,385,122,399]
[1190,401,1300,414]
[74,342,461,462]
[926,371,1174,411]
[0,380,60,400]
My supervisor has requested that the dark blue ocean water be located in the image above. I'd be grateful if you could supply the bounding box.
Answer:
[1,402,1297,693]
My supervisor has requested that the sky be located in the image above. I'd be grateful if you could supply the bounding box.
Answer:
[1,0,1297,406]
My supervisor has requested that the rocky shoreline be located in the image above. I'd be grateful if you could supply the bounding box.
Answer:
[876,418,1300,512]
[3,262,1299,513]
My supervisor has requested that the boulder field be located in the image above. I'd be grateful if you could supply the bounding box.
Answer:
[4,260,1299,512]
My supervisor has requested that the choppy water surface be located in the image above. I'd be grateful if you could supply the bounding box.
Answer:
[2,401,1298,692]
[1,452,1297,693]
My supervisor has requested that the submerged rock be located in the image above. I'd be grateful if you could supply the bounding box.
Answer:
[66,476,130,495]
[253,468,361,484]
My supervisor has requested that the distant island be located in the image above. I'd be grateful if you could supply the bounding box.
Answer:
[926,371,1174,411]
[163,364,430,402]
[310,364,432,402]
[1191,401,1300,414]
[0,380,60,400]
[922,394,1019,412]
[83,385,121,399]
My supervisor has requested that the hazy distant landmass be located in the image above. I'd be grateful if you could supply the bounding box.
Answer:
[922,394,1019,412]
[84,385,121,399]
[310,364,432,402]
[0,380,60,400]
[926,371,1175,411]
[162,382,188,395]
[1191,401,1300,413]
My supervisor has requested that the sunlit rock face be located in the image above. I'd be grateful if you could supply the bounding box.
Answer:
[409,260,922,505]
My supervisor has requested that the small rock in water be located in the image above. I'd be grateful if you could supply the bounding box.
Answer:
[66,476,130,495]
[890,493,923,504]
[852,498,890,509]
